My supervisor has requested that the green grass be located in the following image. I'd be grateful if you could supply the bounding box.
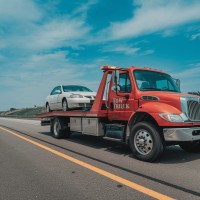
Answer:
[1,107,46,118]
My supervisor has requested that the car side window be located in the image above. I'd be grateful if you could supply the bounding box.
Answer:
[119,73,132,93]
[57,86,62,93]
[50,87,57,95]
[50,86,61,95]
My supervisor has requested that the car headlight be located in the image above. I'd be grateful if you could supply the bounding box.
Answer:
[159,113,186,122]
[69,94,84,98]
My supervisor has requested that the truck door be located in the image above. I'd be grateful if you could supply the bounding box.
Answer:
[108,70,135,121]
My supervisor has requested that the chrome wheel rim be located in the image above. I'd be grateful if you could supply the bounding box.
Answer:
[134,129,153,155]
[54,121,59,136]
[63,101,67,111]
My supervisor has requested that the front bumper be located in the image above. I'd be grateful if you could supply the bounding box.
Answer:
[163,127,200,141]
[67,98,91,108]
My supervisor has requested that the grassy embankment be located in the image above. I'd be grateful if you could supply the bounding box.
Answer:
[0,107,46,119]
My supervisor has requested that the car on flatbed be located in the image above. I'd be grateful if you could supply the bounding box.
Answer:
[46,85,96,112]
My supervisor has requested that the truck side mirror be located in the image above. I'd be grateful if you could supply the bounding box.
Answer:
[112,70,120,92]
[175,79,180,91]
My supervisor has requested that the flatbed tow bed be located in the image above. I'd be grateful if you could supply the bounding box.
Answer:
[37,65,200,162]
[38,110,107,127]
[38,110,108,118]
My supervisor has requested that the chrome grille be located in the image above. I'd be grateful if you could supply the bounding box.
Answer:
[187,100,200,121]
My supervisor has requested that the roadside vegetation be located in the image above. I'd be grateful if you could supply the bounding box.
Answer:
[188,91,200,96]
[0,107,46,118]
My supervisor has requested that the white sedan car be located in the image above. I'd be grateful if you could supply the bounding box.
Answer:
[46,85,96,112]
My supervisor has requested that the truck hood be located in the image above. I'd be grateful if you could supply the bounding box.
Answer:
[138,91,199,111]
[139,91,197,102]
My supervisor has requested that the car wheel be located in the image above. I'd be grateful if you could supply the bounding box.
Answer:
[62,99,69,111]
[46,103,52,112]
[179,141,200,153]
[129,122,164,162]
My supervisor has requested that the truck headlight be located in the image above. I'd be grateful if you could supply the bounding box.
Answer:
[159,113,185,122]
[70,94,84,98]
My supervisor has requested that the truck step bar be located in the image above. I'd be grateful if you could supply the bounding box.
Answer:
[103,137,123,142]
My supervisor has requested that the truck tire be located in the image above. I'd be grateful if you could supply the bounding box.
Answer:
[51,117,71,139]
[62,99,69,111]
[129,122,164,162]
[179,141,200,153]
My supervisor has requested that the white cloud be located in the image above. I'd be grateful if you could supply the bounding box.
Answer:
[3,17,90,53]
[173,66,200,78]
[191,33,200,40]
[161,29,177,37]
[0,0,101,110]
[0,0,41,22]
[72,0,98,18]
[101,44,140,55]
[140,49,154,55]
[0,50,105,110]
[21,17,90,51]
[171,65,200,93]
[100,43,155,56]
[101,0,200,40]
[0,0,93,53]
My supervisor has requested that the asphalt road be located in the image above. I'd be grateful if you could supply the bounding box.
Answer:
[0,117,200,200]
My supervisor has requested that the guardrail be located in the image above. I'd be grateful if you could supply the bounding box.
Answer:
[0,115,37,119]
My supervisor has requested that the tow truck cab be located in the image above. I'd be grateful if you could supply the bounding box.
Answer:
[38,65,200,162]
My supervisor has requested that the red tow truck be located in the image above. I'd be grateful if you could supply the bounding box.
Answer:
[37,65,200,162]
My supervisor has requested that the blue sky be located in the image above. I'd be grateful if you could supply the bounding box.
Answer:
[0,0,200,111]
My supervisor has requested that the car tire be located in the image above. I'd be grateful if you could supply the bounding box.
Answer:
[129,122,164,162]
[51,117,71,139]
[62,99,69,111]
[179,141,200,153]
[46,103,52,112]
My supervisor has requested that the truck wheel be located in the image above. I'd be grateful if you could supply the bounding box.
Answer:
[52,118,64,139]
[62,99,69,111]
[179,141,200,153]
[51,117,71,139]
[129,122,164,162]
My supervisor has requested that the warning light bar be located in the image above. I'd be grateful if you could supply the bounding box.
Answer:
[101,65,120,70]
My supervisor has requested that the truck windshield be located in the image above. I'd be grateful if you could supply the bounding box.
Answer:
[133,70,180,92]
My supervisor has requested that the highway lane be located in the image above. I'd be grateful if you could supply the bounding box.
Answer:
[0,117,200,200]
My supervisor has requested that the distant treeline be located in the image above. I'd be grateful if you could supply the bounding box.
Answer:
[188,91,200,96]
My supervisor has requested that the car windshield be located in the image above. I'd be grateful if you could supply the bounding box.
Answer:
[133,70,180,92]
[62,85,92,92]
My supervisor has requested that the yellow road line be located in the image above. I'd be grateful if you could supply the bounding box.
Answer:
[0,126,174,200]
